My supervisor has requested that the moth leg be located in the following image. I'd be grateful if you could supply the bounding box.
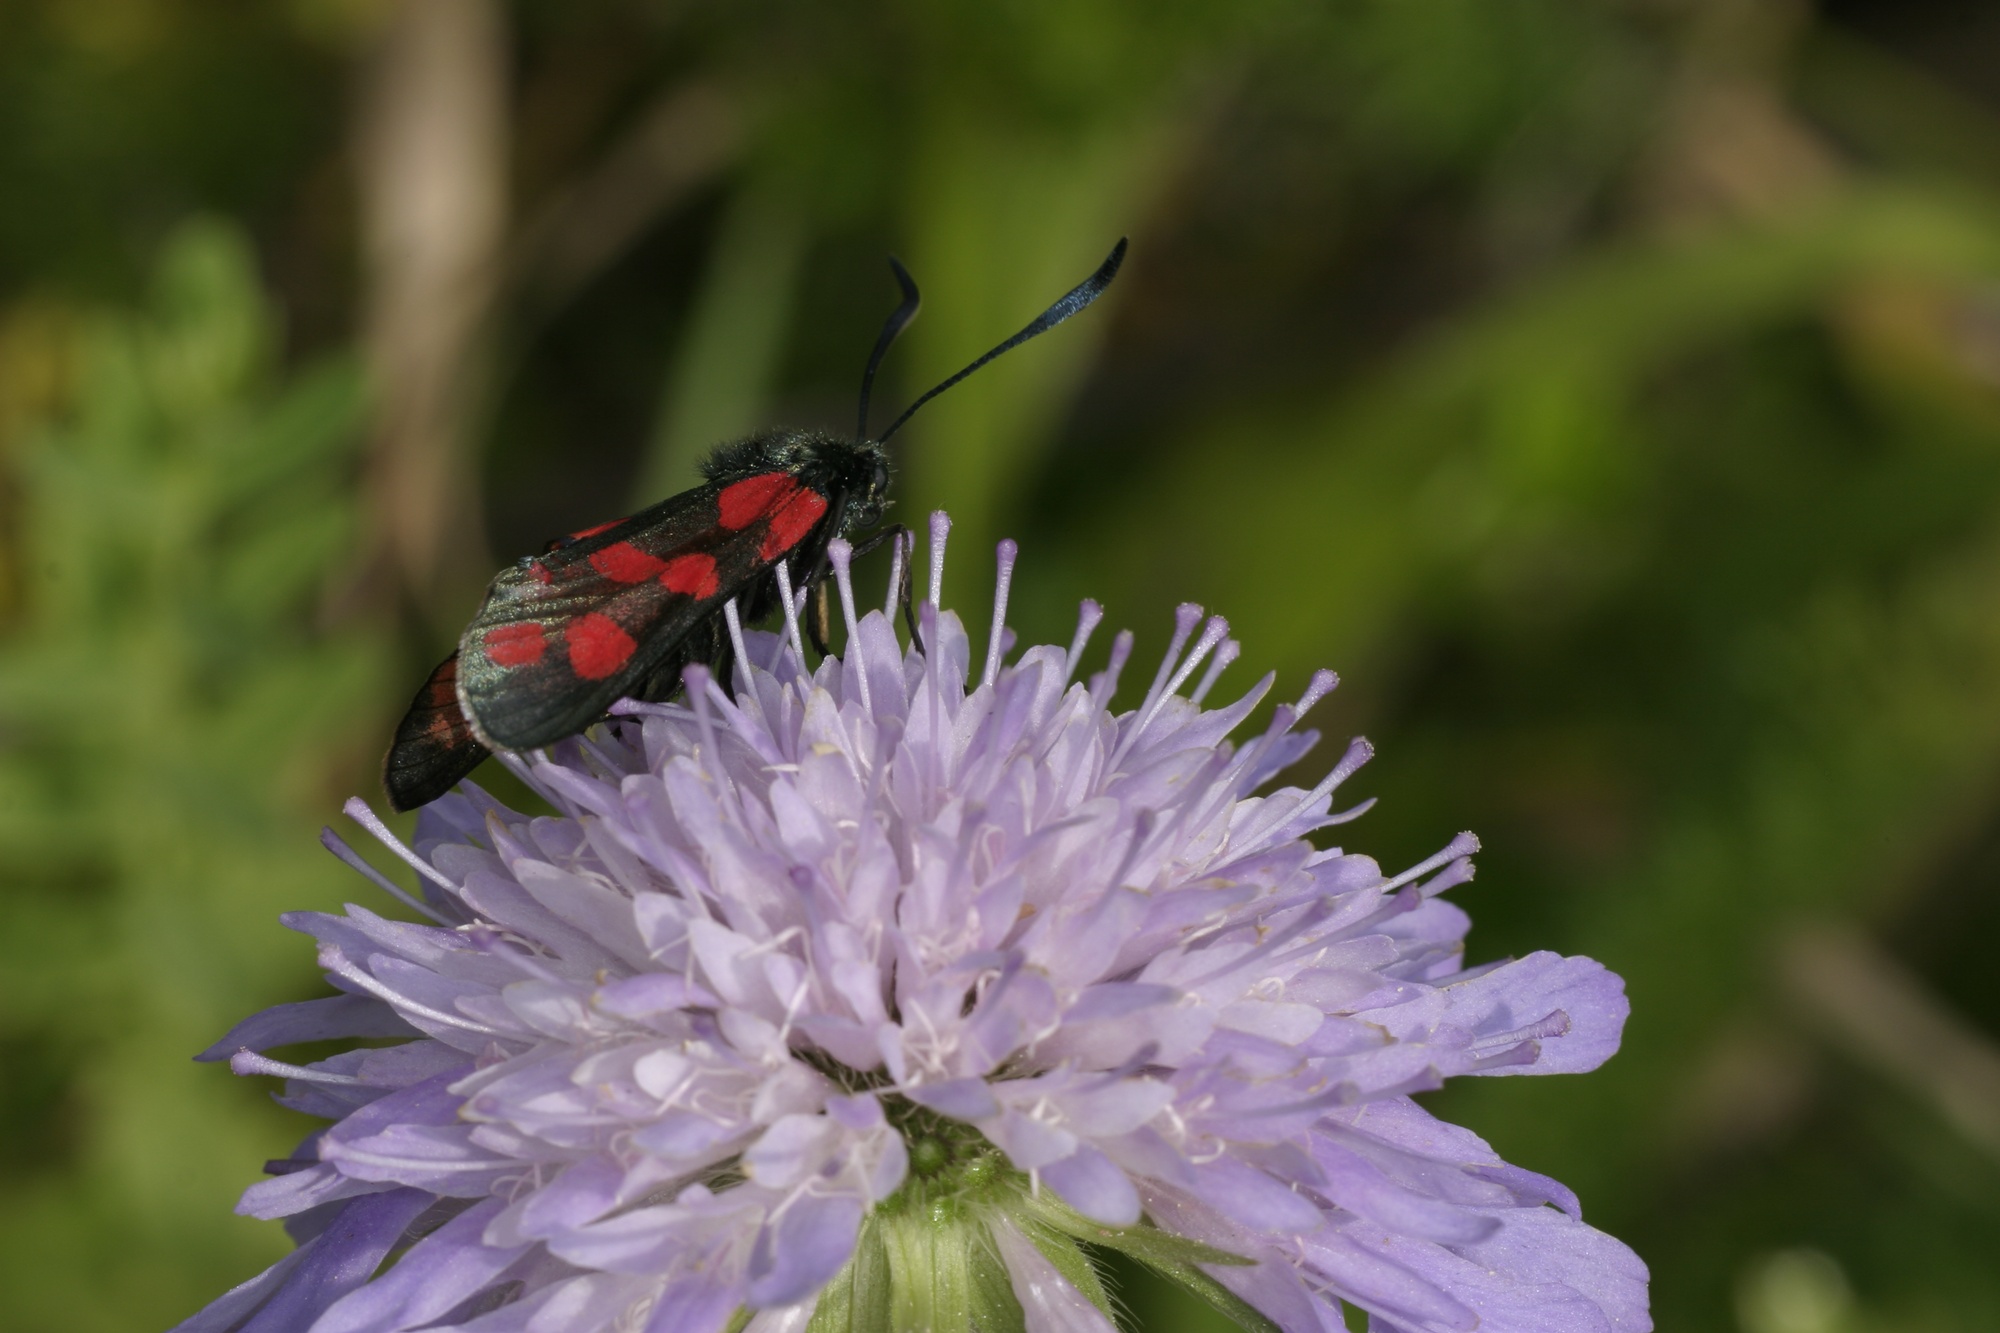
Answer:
[807,579,834,658]
[844,523,906,561]
[844,523,924,654]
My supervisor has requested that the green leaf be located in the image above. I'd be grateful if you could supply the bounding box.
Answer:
[1011,1195,1281,1333]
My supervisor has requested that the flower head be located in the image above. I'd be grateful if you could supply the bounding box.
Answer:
[180,514,1648,1333]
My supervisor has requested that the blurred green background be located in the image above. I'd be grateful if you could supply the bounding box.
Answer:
[5,1,2000,1330]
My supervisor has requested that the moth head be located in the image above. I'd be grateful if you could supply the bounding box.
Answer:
[845,449,893,531]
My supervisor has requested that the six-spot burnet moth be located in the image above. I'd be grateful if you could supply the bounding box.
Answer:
[382,238,1128,811]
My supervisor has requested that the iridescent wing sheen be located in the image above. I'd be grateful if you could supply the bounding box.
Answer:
[453,471,830,751]
[383,651,488,812]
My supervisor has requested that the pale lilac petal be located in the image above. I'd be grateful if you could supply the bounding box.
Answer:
[1447,1205,1652,1331]
[310,1198,527,1333]
[746,1195,864,1306]
[444,1273,646,1332]
[236,1189,432,1333]
[169,1247,311,1333]
[639,1270,740,1333]
[1040,1147,1140,1225]
[198,995,421,1061]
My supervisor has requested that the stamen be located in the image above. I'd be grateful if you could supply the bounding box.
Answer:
[1301,735,1374,808]
[1470,1010,1569,1053]
[320,826,450,925]
[884,528,908,617]
[684,660,724,752]
[1294,668,1339,715]
[702,673,787,768]
[1164,616,1229,704]
[318,946,498,1035]
[1108,605,1205,766]
[928,510,951,610]
[1063,600,1103,687]
[1381,831,1480,893]
[1238,735,1376,848]
[982,539,1018,690]
[723,598,752,690]
[1141,604,1204,719]
[1089,629,1134,708]
[1114,614,1229,768]
[229,1050,365,1085]
[1190,638,1240,705]
[828,538,871,712]
[774,561,806,667]
[344,797,456,892]
[1416,855,1476,898]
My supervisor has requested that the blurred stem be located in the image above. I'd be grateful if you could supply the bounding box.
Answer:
[897,109,1172,600]
[508,79,743,329]
[1779,922,2000,1163]
[633,186,808,503]
[354,0,508,618]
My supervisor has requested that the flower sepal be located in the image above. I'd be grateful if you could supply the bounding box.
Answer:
[1011,1193,1281,1333]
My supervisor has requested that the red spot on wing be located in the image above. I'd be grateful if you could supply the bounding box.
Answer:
[567,613,636,680]
[718,474,796,529]
[760,487,830,560]
[423,659,460,703]
[589,541,667,583]
[569,520,619,541]
[660,553,720,598]
[529,560,553,585]
[483,622,548,667]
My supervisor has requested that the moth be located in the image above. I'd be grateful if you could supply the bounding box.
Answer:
[382,239,1127,811]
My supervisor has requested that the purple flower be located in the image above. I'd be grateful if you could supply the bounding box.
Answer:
[179,514,1648,1333]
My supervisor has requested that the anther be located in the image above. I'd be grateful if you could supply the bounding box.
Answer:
[884,528,909,617]
[1304,737,1374,807]
[828,538,871,712]
[1063,599,1104,687]
[723,598,752,688]
[1190,638,1241,705]
[1165,616,1230,705]
[1090,630,1135,708]
[1112,605,1207,766]
[1294,668,1339,715]
[320,826,450,925]
[774,561,806,667]
[928,510,951,610]
[983,539,1018,690]
[1138,604,1204,722]
[1117,614,1229,766]
[681,665,732,787]
[344,797,456,891]
[1382,831,1481,893]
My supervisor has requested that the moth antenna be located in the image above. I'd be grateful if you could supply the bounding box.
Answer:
[857,257,922,441]
[878,238,1127,444]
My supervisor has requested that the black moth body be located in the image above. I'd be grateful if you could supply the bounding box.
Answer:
[382,240,1127,813]
[382,432,888,812]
